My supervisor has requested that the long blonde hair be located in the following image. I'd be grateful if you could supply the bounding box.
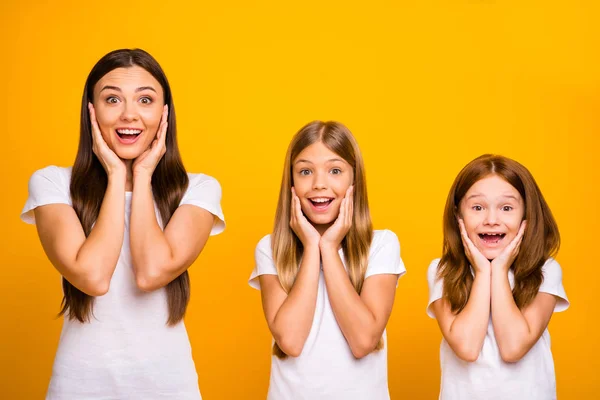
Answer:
[271,120,382,358]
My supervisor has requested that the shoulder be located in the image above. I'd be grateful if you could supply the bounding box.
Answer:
[427,258,442,280]
[371,229,399,249]
[256,234,272,254]
[186,172,221,192]
[187,172,220,185]
[541,257,563,279]
[29,165,72,187]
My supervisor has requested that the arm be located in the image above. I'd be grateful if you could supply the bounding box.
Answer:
[259,244,321,357]
[129,174,215,292]
[34,104,127,296]
[321,245,398,359]
[429,218,495,362]
[257,188,323,357]
[128,106,216,291]
[429,271,491,362]
[488,221,557,362]
[491,257,556,362]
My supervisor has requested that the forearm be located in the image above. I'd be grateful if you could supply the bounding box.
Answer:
[73,173,126,290]
[445,272,491,361]
[320,246,380,357]
[491,270,532,362]
[270,245,321,355]
[129,174,177,287]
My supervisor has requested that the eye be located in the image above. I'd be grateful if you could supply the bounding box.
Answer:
[502,205,513,211]
[472,205,483,211]
[299,169,311,176]
[106,96,119,104]
[139,96,152,104]
[330,168,342,175]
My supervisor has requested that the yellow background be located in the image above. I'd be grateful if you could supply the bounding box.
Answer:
[1,1,598,398]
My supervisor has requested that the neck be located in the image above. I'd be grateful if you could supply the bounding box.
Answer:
[124,159,134,191]
[314,222,334,236]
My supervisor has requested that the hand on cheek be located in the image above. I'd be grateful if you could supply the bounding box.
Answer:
[89,103,126,176]
[289,187,321,248]
[320,186,354,250]
[458,218,491,275]
[491,220,527,273]
[132,105,168,179]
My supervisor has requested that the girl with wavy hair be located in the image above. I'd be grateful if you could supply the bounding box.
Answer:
[427,154,569,399]
[249,121,406,399]
[21,49,225,399]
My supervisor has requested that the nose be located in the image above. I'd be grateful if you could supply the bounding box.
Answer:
[312,170,327,190]
[119,101,139,122]
[483,208,499,225]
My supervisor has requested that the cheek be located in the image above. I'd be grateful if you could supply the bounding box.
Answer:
[461,216,480,240]
[140,108,162,129]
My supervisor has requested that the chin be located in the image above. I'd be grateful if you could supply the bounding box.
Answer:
[480,248,503,261]
[113,147,144,160]
[305,213,335,226]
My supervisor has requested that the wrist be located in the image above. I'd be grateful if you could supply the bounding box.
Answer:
[133,171,153,186]
[107,167,126,183]
[319,239,339,254]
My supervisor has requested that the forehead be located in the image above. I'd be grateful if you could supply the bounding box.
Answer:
[294,141,347,164]
[465,175,522,201]
[95,66,163,94]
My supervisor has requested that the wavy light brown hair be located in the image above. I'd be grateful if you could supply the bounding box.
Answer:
[64,49,190,325]
[271,121,382,358]
[438,154,560,313]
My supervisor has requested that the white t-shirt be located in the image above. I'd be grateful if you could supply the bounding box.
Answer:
[426,258,569,400]
[21,166,225,400]
[249,229,406,400]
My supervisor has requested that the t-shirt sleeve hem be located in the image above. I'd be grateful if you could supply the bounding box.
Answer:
[180,201,226,236]
[248,271,279,290]
[20,197,71,224]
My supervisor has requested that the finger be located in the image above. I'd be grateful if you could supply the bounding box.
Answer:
[347,186,354,226]
[88,103,101,139]
[457,219,476,258]
[290,189,296,224]
[294,193,303,222]
[507,221,527,252]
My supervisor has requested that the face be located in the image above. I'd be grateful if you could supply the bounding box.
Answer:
[92,66,165,160]
[292,141,353,230]
[459,175,525,260]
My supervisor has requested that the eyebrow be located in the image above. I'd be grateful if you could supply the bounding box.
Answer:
[466,193,520,201]
[294,158,345,165]
[99,85,157,93]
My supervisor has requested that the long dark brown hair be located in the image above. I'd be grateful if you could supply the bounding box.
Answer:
[271,121,382,358]
[438,154,560,313]
[63,49,190,325]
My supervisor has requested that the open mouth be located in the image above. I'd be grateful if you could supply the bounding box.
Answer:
[308,197,334,211]
[478,233,506,245]
[115,128,142,144]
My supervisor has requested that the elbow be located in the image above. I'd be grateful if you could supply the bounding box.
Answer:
[350,335,380,360]
[274,335,305,358]
[135,271,164,292]
[80,274,110,297]
[499,345,527,363]
[453,343,481,363]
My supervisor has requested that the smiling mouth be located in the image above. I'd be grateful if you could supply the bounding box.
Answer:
[478,233,506,244]
[309,197,334,211]
[115,129,142,144]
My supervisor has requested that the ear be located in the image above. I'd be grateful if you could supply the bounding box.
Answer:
[454,205,462,220]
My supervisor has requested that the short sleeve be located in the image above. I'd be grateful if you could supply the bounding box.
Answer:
[426,258,444,318]
[248,235,279,290]
[364,230,407,280]
[21,166,72,225]
[539,258,569,312]
[180,174,225,236]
